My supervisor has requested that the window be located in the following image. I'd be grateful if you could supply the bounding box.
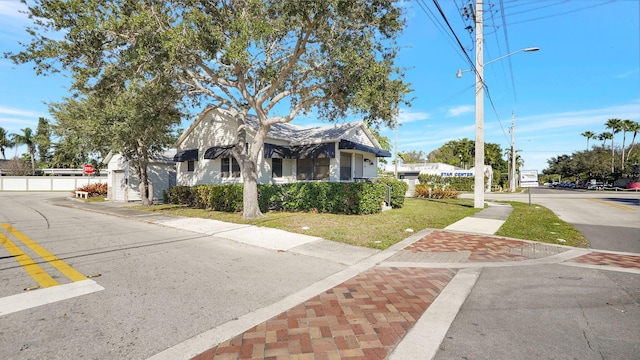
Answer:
[221,158,240,178]
[187,160,195,172]
[296,158,330,181]
[340,153,352,181]
[272,158,282,178]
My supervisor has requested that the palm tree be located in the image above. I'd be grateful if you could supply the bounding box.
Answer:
[0,127,14,159]
[599,132,612,149]
[581,131,596,150]
[626,120,640,161]
[605,118,623,172]
[620,119,636,170]
[12,128,36,175]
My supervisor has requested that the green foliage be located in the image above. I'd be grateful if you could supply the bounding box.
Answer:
[426,138,507,173]
[275,182,386,215]
[8,0,411,219]
[418,174,474,191]
[165,186,194,206]
[74,182,108,198]
[398,150,424,164]
[376,177,408,208]
[414,184,460,199]
[166,182,389,215]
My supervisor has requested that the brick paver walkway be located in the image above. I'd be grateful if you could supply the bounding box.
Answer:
[567,252,640,269]
[192,267,456,360]
[402,230,557,262]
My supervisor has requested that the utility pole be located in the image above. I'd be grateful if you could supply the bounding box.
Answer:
[510,112,517,192]
[394,106,398,179]
[473,0,484,208]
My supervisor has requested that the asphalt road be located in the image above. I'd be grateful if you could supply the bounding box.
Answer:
[1,190,638,360]
[0,192,347,360]
[480,187,640,253]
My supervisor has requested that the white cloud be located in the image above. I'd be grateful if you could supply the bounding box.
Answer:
[398,109,430,124]
[516,103,640,135]
[0,1,28,19]
[0,106,43,118]
[446,105,474,118]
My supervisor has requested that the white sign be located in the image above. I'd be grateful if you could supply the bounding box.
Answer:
[520,170,539,187]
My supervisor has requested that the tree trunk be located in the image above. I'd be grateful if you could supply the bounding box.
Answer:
[138,163,152,206]
[29,146,36,175]
[241,157,263,219]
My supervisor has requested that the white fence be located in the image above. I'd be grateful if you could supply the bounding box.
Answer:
[0,176,107,192]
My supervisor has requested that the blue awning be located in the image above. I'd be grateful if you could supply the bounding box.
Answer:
[173,149,198,162]
[264,143,336,159]
[204,145,235,159]
[338,140,391,157]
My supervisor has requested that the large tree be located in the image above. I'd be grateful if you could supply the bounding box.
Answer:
[626,120,639,161]
[12,128,37,175]
[605,118,623,172]
[10,0,410,219]
[580,131,595,150]
[0,127,14,159]
[397,150,424,164]
[35,117,52,164]
[50,77,182,205]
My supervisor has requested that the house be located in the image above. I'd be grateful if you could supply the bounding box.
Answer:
[173,107,391,186]
[104,151,176,202]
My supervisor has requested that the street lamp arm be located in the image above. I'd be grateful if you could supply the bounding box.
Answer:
[485,47,539,66]
[456,47,539,78]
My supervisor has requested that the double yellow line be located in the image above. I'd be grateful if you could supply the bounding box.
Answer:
[588,198,636,211]
[0,224,86,288]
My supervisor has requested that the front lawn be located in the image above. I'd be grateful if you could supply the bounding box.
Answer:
[137,198,480,249]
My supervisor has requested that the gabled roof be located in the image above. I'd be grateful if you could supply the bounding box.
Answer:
[175,106,384,149]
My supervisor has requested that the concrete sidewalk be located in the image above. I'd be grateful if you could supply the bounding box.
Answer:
[57,197,640,360]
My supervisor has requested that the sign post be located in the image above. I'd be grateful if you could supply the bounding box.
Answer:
[83,163,96,176]
[519,170,539,206]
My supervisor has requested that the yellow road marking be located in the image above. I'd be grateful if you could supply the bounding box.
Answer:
[0,224,87,282]
[0,232,59,288]
[588,198,635,211]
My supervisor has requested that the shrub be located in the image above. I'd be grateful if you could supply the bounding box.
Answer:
[192,184,216,208]
[376,177,408,208]
[74,182,108,198]
[418,174,474,191]
[167,182,388,215]
[165,186,193,206]
[414,184,460,199]
[210,184,243,212]
[414,184,432,198]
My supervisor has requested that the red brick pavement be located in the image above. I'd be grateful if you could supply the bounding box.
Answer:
[404,230,529,262]
[567,252,640,270]
[192,267,456,360]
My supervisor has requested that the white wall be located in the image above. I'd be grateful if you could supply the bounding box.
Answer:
[0,176,107,191]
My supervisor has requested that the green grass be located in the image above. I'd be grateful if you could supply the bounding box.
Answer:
[134,198,480,249]
[495,201,589,248]
[132,198,589,249]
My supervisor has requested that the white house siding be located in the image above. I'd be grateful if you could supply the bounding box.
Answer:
[174,107,390,186]
[106,153,176,202]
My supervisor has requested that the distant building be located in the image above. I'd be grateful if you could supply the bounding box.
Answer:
[385,162,493,195]
[104,151,176,202]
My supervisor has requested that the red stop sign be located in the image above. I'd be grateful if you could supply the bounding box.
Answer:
[83,164,95,175]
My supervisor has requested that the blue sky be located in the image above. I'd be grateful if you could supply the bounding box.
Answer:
[1,0,639,172]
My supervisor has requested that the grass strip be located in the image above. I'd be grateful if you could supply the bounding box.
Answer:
[495,201,589,248]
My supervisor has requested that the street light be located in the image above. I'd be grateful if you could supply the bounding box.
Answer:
[457,46,539,208]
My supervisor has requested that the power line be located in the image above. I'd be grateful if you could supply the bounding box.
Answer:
[507,0,617,25]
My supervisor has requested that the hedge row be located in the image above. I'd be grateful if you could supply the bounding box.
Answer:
[164,178,407,215]
[417,174,475,191]
[414,184,460,199]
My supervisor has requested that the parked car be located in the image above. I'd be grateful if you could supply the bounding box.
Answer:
[586,182,604,190]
